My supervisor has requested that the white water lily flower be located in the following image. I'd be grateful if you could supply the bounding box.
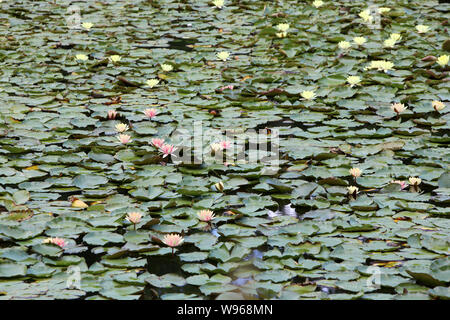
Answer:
[276,23,290,32]
[383,38,396,48]
[415,25,430,34]
[390,33,402,41]
[338,41,351,50]
[359,9,372,23]
[216,51,230,61]
[312,0,324,8]
[437,55,449,67]
[161,64,173,72]
[146,79,159,88]
[347,76,361,87]
[82,22,93,30]
[353,37,367,46]
[108,55,121,63]
[212,0,224,8]
[75,54,88,61]
[301,90,316,100]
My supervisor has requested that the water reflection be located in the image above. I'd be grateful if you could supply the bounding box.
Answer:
[267,204,298,218]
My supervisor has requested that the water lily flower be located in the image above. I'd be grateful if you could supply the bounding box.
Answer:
[144,108,158,119]
[409,177,421,186]
[359,9,372,23]
[276,32,287,38]
[220,85,234,91]
[415,25,430,33]
[126,212,142,226]
[107,109,117,120]
[212,0,224,8]
[432,100,446,112]
[391,180,407,189]
[151,138,165,148]
[160,144,177,158]
[378,7,391,14]
[349,167,362,178]
[365,60,394,72]
[347,186,359,195]
[162,234,184,247]
[338,41,351,50]
[347,75,361,87]
[82,22,93,30]
[75,54,88,61]
[390,33,402,41]
[276,23,290,33]
[197,209,215,222]
[117,134,132,144]
[161,64,173,72]
[220,140,232,150]
[437,55,449,67]
[391,103,407,114]
[115,123,129,133]
[43,237,66,248]
[146,79,159,88]
[217,51,230,61]
[215,181,224,192]
[210,143,222,152]
[383,38,396,48]
[353,37,367,46]
[109,55,121,63]
[72,199,88,209]
[312,0,324,8]
[301,90,316,100]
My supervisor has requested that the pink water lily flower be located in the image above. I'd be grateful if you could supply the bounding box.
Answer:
[220,140,232,150]
[117,134,132,144]
[197,209,215,222]
[151,138,165,148]
[144,108,158,119]
[107,110,117,120]
[43,237,66,248]
[162,234,184,247]
[160,144,177,158]
[391,180,407,189]
[220,85,234,91]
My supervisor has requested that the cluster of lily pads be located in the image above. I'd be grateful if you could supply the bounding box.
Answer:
[0,0,449,300]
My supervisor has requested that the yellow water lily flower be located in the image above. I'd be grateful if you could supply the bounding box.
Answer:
[349,167,362,177]
[312,0,324,8]
[216,51,230,61]
[108,55,121,63]
[338,41,351,50]
[432,101,446,112]
[415,25,430,34]
[390,33,402,41]
[378,7,391,14]
[383,38,396,48]
[353,37,367,46]
[161,64,173,72]
[75,54,88,61]
[359,9,372,23]
[146,79,160,88]
[82,22,93,30]
[437,55,449,67]
[301,90,316,100]
[347,75,361,87]
[212,0,224,8]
